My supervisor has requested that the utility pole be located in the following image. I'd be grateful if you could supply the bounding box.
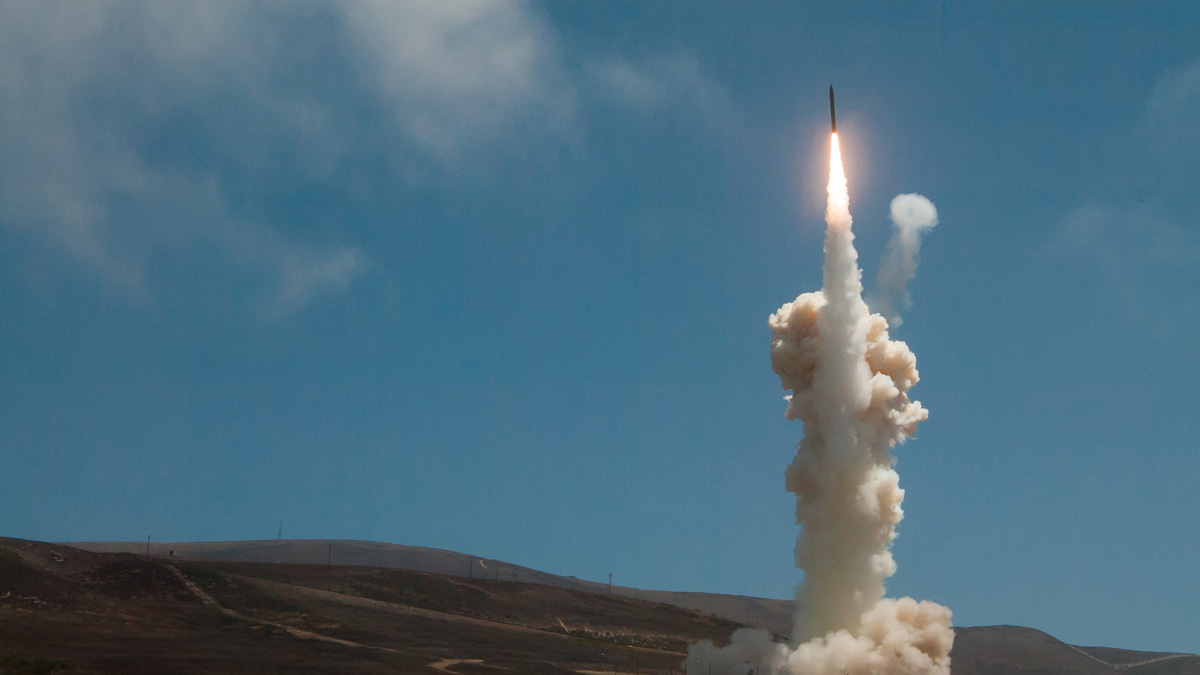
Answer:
[277,522,282,540]
[608,572,613,595]
[146,535,151,558]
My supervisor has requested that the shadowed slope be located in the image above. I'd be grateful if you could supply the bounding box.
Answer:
[5,537,744,674]
[6,538,1192,675]
[70,539,794,636]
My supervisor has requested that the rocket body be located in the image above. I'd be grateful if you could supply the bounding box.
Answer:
[829,86,837,133]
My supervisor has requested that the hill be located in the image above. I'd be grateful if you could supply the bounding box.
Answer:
[69,539,793,636]
[952,626,1200,675]
[3,538,1196,675]
[4,537,741,674]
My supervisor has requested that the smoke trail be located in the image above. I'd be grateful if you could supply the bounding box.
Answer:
[686,135,952,675]
[873,194,939,327]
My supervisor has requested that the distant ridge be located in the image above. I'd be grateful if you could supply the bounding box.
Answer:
[68,538,795,635]
[951,626,1200,675]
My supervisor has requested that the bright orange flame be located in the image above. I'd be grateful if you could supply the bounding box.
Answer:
[826,133,851,230]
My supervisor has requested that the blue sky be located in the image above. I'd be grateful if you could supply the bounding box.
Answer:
[3,0,1198,654]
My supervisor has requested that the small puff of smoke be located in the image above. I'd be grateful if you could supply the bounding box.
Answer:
[874,194,939,327]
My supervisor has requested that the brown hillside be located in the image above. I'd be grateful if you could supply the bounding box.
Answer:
[3,538,1195,675]
[3,537,741,674]
[69,539,794,635]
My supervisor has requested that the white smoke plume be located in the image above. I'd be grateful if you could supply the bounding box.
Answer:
[873,194,939,327]
[686,136,952,675]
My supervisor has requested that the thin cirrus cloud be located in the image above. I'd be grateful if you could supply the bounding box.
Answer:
[1047,60,1200,310]
[1052,203,1195,276]
[340,3,731,156]
[1047,202,1200,335]
[586,53,731,121]
[1142,59,1200,148]
[0,1,729,316]
[0,2,364,315]
[340,0,579,160]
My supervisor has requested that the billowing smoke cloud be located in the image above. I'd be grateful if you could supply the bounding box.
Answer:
[686,137,952,675]
[873,194,939,327]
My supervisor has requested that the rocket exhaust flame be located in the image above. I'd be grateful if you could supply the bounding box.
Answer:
[827,134,848,229]
[686,126,953,675]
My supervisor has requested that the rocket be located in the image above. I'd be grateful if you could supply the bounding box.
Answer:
[829,85,837,133]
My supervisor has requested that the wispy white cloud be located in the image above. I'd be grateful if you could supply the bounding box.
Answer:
[0,2,361,314]
[588,53,730,122]
[1053,204,1194,271]
[1142,60,1200,150]
[273,245,365,319]
[0,2,729,315]
[1047,203,1199,322]
[341,0,577,159]
[1044,61,1200,328]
